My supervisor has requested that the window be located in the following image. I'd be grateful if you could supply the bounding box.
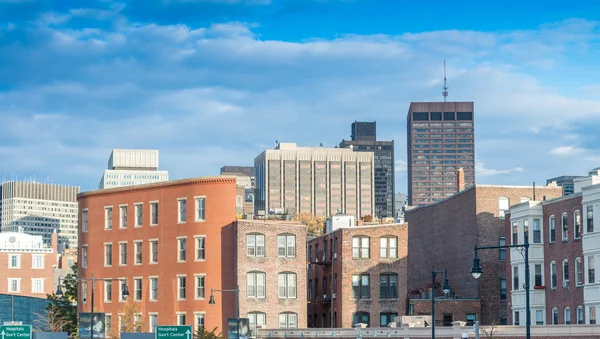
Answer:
[562,213,568,241]
[278,313,297,329]
[31,278,43,293]
[119,279,127,301]
[379,237,397,259]
[552,308,558,325]
[178,238,187,262]
[513,266,519,290]
[247,234,265,257]
[352,236,370,258]
[8,254,21,268]
[149,314,157,333]
[465,314,476,327]
[150,240,158,264]
[498,197,509,220]
[575,210,581,239]
[589,256,595,284]
[120,205,127,228]
[352,274,370,299]
[119,242,127,266]
[105,207,113,229]
[247,272,266,298]
[512,222,518,245]
[134,278,142,301]
[177,313,186,325]
[380,312,398,327]
[248,312,266,337]
[106,315,113,335]
[195,275,205,299]
[352,312,370,327]
[105,280,112,302]
[499,237,506,260]
[587,205,594,233]
[8,279,20,293]
[577,306,584,324]
[551,261,557,289]
[194,313,205,331]
[536,310,543,325]
[379,274,398,299]
[523,220,529,244]
[151,202,159,225]
[82,246,88,268]
[576,257,583,286]
[135,241,143,265]
[195,236,206,260]
[278,273,297,299]
[178,276,187,300]
[82,210,88,232]
[277,235,296,257]
[195,197,205,221]
[549,216,556,243]
[135,204,143,227]
[590,306,597,324]
[413,112,428,120]
[443,314,454,326]
[535,264,542,286]
[500,278,506,300]
[178,199,187,223]
[149,277,158,301]
[105,244,113,267]
[564,307,571,324]
[563,259,569,288]
[533,218,541,243]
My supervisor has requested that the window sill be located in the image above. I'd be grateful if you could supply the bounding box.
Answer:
[351,298,372,301]
[134,225,142,228]
[105,228,112,231]
[149,299,158,302]
[8,267,21,269]
[104,301,112,303]
[195,219,206,223]
[195,297,206,301]
[195,259,206,262]
[119,264,127,267]
[379,298,400,301]
[134,263,142,266]
[150,224,158,227]
[178,221,187,225]
[177,260,187,263]
[119,227,127,230]
[104,265,112,268]
[177,298,187,302]
[150,262,158,265]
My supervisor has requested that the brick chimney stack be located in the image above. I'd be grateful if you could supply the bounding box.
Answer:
[52,229,58,252]
[457,168,465,192]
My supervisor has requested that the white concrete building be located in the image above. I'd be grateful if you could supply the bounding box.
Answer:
[582,183,600,324]
[98,149,169,189]
[0,181,79,249]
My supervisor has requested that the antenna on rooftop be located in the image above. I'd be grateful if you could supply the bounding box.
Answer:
[442,60,448,102]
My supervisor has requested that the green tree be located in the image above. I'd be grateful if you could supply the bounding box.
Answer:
[46,264,78,335]
[194,326,222,339]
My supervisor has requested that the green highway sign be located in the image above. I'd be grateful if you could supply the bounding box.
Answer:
[0,325,32,339]
[156,325,193,339]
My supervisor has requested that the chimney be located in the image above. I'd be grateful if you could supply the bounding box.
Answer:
[457,168,465,192]
[52,229,58,252]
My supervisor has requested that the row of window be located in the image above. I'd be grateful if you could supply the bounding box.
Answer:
[247,312,298,336]
[307,273,398,300]
[514,306,591,325]
[6,278,45,293]
[82,197,206,232]
[246,234,296,257]
[511,258,584,292]
[246,272,297,299]
[508,209,593,245]
[7,254,45,269]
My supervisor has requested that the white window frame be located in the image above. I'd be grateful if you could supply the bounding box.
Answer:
[134,240,143,265]
[82,209,88,233]
[119,278,127,302]
[31,278,44,294]
[577,306,584,324]
[82,245,89,268]
[246,272,266,299]
[195,274,206,300]
[177,312,186,326]
[8,278,21,293]
[104,243,113,267]
[134,277,143,301]
[565,307,571,325]
[194,312,206,330]
[149,276,158,301]
[8,254,21,269]
[149,239,159,264]
[278,313,298,329]
[247,234,265,257]
[576,257,583,287]
[149,313,158,333]
[104,280,113,303]
[195,196,206,222]
[105,206,113,230]
[563,259,569,288]
[177,237,187,262]
[177,198,187,223]
[105,314,113,336]
[248,312,266,337]
[134,203,143,227]
[277,234,296,258]
[549,215,556,243]
[379,236,398,259]
[550,261,557,289]
[177,275,187,300]
[277,272,297,299]
[195,235,206,261]
[119,204,128,229]
[575,210,582,239]
[562,212,568,241]
[119,241,127,266]
[150,201,159,226]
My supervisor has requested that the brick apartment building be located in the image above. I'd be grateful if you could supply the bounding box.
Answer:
[0,229,59,298]
[406,184,562,325]
[307,216,407,328]
[234,220,307,336]
[77,177,237,335]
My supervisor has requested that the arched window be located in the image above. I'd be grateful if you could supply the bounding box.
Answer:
[563,259,569,288]
[564,307,571,325]
[247,233,265,257]
[352,312,370,327]
[278,272,297,299]
[308,280,313,300]
[549,216,556,243]
[277,234,296,257]
[576,257,583,286]
[248,312,266,337]
[577,306,584,324]
[550,261,557,289]
[574,210,581,239]
[562,213,569,241]
[278,312,297,329]
[321,313,327,328]
[352,236,370,258]
[552,307,558,325]
[247,271,266,298]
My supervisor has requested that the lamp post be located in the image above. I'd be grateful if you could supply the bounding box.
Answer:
[208,285,240,318]
[471,238,530,339]
[57,274,130,339]
[431,266,450,339]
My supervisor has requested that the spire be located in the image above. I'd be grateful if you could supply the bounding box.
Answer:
[442,60,448,102]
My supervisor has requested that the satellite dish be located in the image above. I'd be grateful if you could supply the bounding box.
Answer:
[349,145,354,150]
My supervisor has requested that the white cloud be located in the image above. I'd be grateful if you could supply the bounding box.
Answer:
[549,146,586,156]
[395,160,407,173]
[476,162,524,177]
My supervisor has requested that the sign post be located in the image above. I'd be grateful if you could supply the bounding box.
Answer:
[0,325,32,339]
[156,326,193,339]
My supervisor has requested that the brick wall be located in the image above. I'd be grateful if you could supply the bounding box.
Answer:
[410,299,481,326]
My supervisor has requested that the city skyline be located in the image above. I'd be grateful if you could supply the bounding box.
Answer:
[1,0,599,195]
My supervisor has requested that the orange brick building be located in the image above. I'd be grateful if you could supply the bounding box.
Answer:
[77,177,237,335]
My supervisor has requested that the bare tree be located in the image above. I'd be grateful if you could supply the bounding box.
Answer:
[33,309,72,332]
[479,323,498,339]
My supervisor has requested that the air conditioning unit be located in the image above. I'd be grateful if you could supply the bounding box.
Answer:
[322,255,326,261]
[332,293,337,299]
[334,253,337,259]
[323,294,328,299]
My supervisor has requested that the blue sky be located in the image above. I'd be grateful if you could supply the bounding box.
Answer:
[1,0,600,193]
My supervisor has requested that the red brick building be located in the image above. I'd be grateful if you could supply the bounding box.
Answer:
[77,177,237,335]
[307,221,408,328]
[406,184,562,325]
[0,229,59,298]
[234,220,307,336]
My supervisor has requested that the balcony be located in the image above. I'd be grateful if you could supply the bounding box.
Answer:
[314,289,332,303]
[309,251,332,265]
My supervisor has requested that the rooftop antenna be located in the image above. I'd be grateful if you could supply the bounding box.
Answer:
[442,60,448,102]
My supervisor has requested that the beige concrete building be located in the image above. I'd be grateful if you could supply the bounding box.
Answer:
[254,143,375,219]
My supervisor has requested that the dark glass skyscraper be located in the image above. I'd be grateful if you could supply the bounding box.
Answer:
[340,121,394,218]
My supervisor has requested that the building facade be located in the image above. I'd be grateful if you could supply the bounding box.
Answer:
[406,102,475,207]
[0,181,79,249]
[99,149,169,189]
[235,220,307,336]
[394,193,407,223]
[340,122,394,218]
[254,143,374,219]
[0,230,58,298]
[307,222,408,328]
[77,177,237,335]
[546,176,585,196]
[406,184,562,325]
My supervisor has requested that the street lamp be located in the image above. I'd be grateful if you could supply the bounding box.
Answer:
[208,285,240,318]
[57,274,129,339]
[471,238,530,339]
[431,266,450,339]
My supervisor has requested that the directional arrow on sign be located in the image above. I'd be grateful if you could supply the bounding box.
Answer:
[1,330,5,339]
[186,329,191,339]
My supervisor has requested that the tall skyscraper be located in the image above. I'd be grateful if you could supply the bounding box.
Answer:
[340,121,395,218]
[0,180,79,249]
[407,102,475,206]
[254,142,374,218]
[98,149,169,189]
